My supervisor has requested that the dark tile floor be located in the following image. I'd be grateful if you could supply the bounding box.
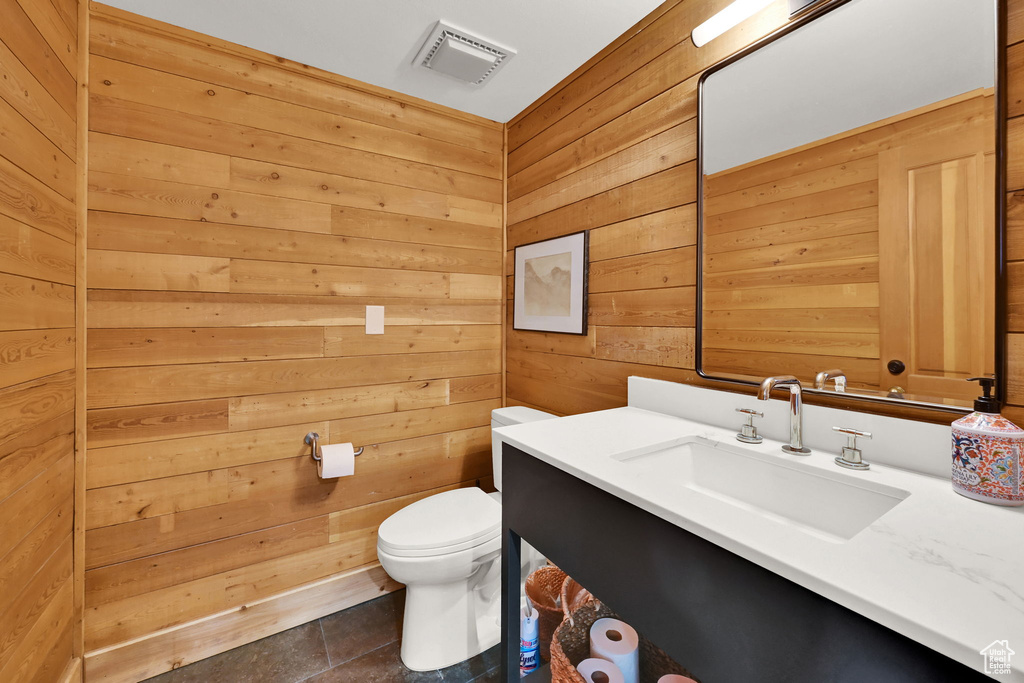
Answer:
[143,590,501,683]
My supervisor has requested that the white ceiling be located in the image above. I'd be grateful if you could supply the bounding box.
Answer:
[99,0,668,123]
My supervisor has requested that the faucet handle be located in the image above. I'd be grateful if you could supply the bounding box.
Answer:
[735,408,764,444]
[832,426,871,470]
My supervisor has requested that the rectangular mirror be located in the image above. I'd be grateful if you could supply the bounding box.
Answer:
[697,0,1002,411]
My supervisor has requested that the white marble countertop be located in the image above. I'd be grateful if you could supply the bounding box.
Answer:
[497,405,1024,680]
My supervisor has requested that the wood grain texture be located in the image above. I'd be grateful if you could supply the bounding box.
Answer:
[82,430,489,571]
[83,563,399,683]
[87,210,500,275]
[0,3,79,676]
[81,7,503,677]
[507,0,790,176]
[88,54,500,180]
[86,9,500,144]
[1009,0,1024,428]
[504,0,1008,425]
[701,92,993,395]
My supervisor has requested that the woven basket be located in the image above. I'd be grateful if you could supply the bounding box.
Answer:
[549,601,700,683]
[560,578,594,617]
[524,566,568,661]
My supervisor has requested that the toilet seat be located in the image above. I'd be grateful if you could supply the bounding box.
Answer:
[377,487,500,558]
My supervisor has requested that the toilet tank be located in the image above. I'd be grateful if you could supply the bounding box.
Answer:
[491,407,554,492]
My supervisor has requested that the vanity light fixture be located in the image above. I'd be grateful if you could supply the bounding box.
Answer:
[789,0,829,15]
[691,0,774,47]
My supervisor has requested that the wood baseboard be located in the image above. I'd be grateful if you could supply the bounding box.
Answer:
[83,563,400,683]
[60,657,83,683]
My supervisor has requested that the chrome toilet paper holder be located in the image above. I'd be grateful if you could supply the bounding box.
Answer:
[304,432,363,462]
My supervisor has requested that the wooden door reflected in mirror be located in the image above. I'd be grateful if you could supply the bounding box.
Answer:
[878,97,996,403]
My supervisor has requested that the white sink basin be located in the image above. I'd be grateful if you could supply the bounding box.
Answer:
[613,436,910,542]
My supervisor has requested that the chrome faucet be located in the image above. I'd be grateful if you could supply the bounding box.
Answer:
[757,375,811,455]
[814,368,846,392]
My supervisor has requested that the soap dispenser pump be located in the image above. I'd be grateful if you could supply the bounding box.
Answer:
[951,376,1024,506]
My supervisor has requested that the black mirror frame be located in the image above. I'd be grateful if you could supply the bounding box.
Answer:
[694,0,1008,415]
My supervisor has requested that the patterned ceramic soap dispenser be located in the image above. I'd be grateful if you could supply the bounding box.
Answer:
[951,376,1024,506]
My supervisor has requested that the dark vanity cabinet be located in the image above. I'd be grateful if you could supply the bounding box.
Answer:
[499,445,989,683]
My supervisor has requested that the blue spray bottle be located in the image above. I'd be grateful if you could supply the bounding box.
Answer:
[520,596,539,677]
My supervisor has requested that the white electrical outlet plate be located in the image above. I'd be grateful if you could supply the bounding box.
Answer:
[365,305,384,334]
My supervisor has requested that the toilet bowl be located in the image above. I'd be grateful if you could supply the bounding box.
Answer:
[376,406,554,672]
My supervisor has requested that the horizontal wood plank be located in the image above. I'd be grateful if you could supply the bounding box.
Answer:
[86,399,230,448]
[324,324,500,357]
[88,210,500,275]
[88,291,501,329]
[328,399,498,448]
[0,370,74,451]
[0,213,76,285]
[508,163,697,249]
[88,249,230,292]
[88,171,333,234]
[87,327,324,368]
[448,374,502,403]
[88,94,500,204]
[87,350,498,408]
[228,157,501,228]
[229,259,448,298]
[0,155,76,242]
[588,205,697,262]
[589,287,695,327]
[86,421,330,489]
[226,379,450,432]
[590,246,696,293]
[0,328,75,390]
[89,55,501,179]
[332,206,501,251]
[88,14,501,151]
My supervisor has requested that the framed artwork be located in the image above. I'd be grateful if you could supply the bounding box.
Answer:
[513,231,588,335]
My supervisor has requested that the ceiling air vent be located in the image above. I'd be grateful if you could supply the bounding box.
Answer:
[414,21,515,86]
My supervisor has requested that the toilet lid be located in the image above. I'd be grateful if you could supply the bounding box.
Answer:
[377,488,500,556]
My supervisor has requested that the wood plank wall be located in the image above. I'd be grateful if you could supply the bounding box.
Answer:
[1004,0,1024,420]
[0,0,80,680]
[701,92,993,393]
[505,0,792,415]
[506,0,1024,424]
[82,5,503,679]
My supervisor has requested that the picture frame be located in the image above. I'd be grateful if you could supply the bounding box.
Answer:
[513,231,589,335]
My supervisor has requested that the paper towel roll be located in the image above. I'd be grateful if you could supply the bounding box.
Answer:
[590,618,639,683]
[658,676,698,683]
[577,658,625,683]
[317,442,355,478]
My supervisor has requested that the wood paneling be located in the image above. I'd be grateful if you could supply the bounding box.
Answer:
[0,0,1013,678]
[84,563,399,683]
[504,0,1016,426]
[1008,0,1024,413]
[82,6,503,677]
[0,0,79,677]
[701,93,992,392]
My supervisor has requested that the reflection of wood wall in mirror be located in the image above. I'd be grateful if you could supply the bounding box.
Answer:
[702,89,994,399]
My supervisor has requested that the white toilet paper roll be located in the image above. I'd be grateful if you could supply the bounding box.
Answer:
[317,442,355,478]
[577,658,625,683]
[590,618,639,683]
[658,676,698,683]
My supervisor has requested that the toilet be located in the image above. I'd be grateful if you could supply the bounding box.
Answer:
[376,406,554,672]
